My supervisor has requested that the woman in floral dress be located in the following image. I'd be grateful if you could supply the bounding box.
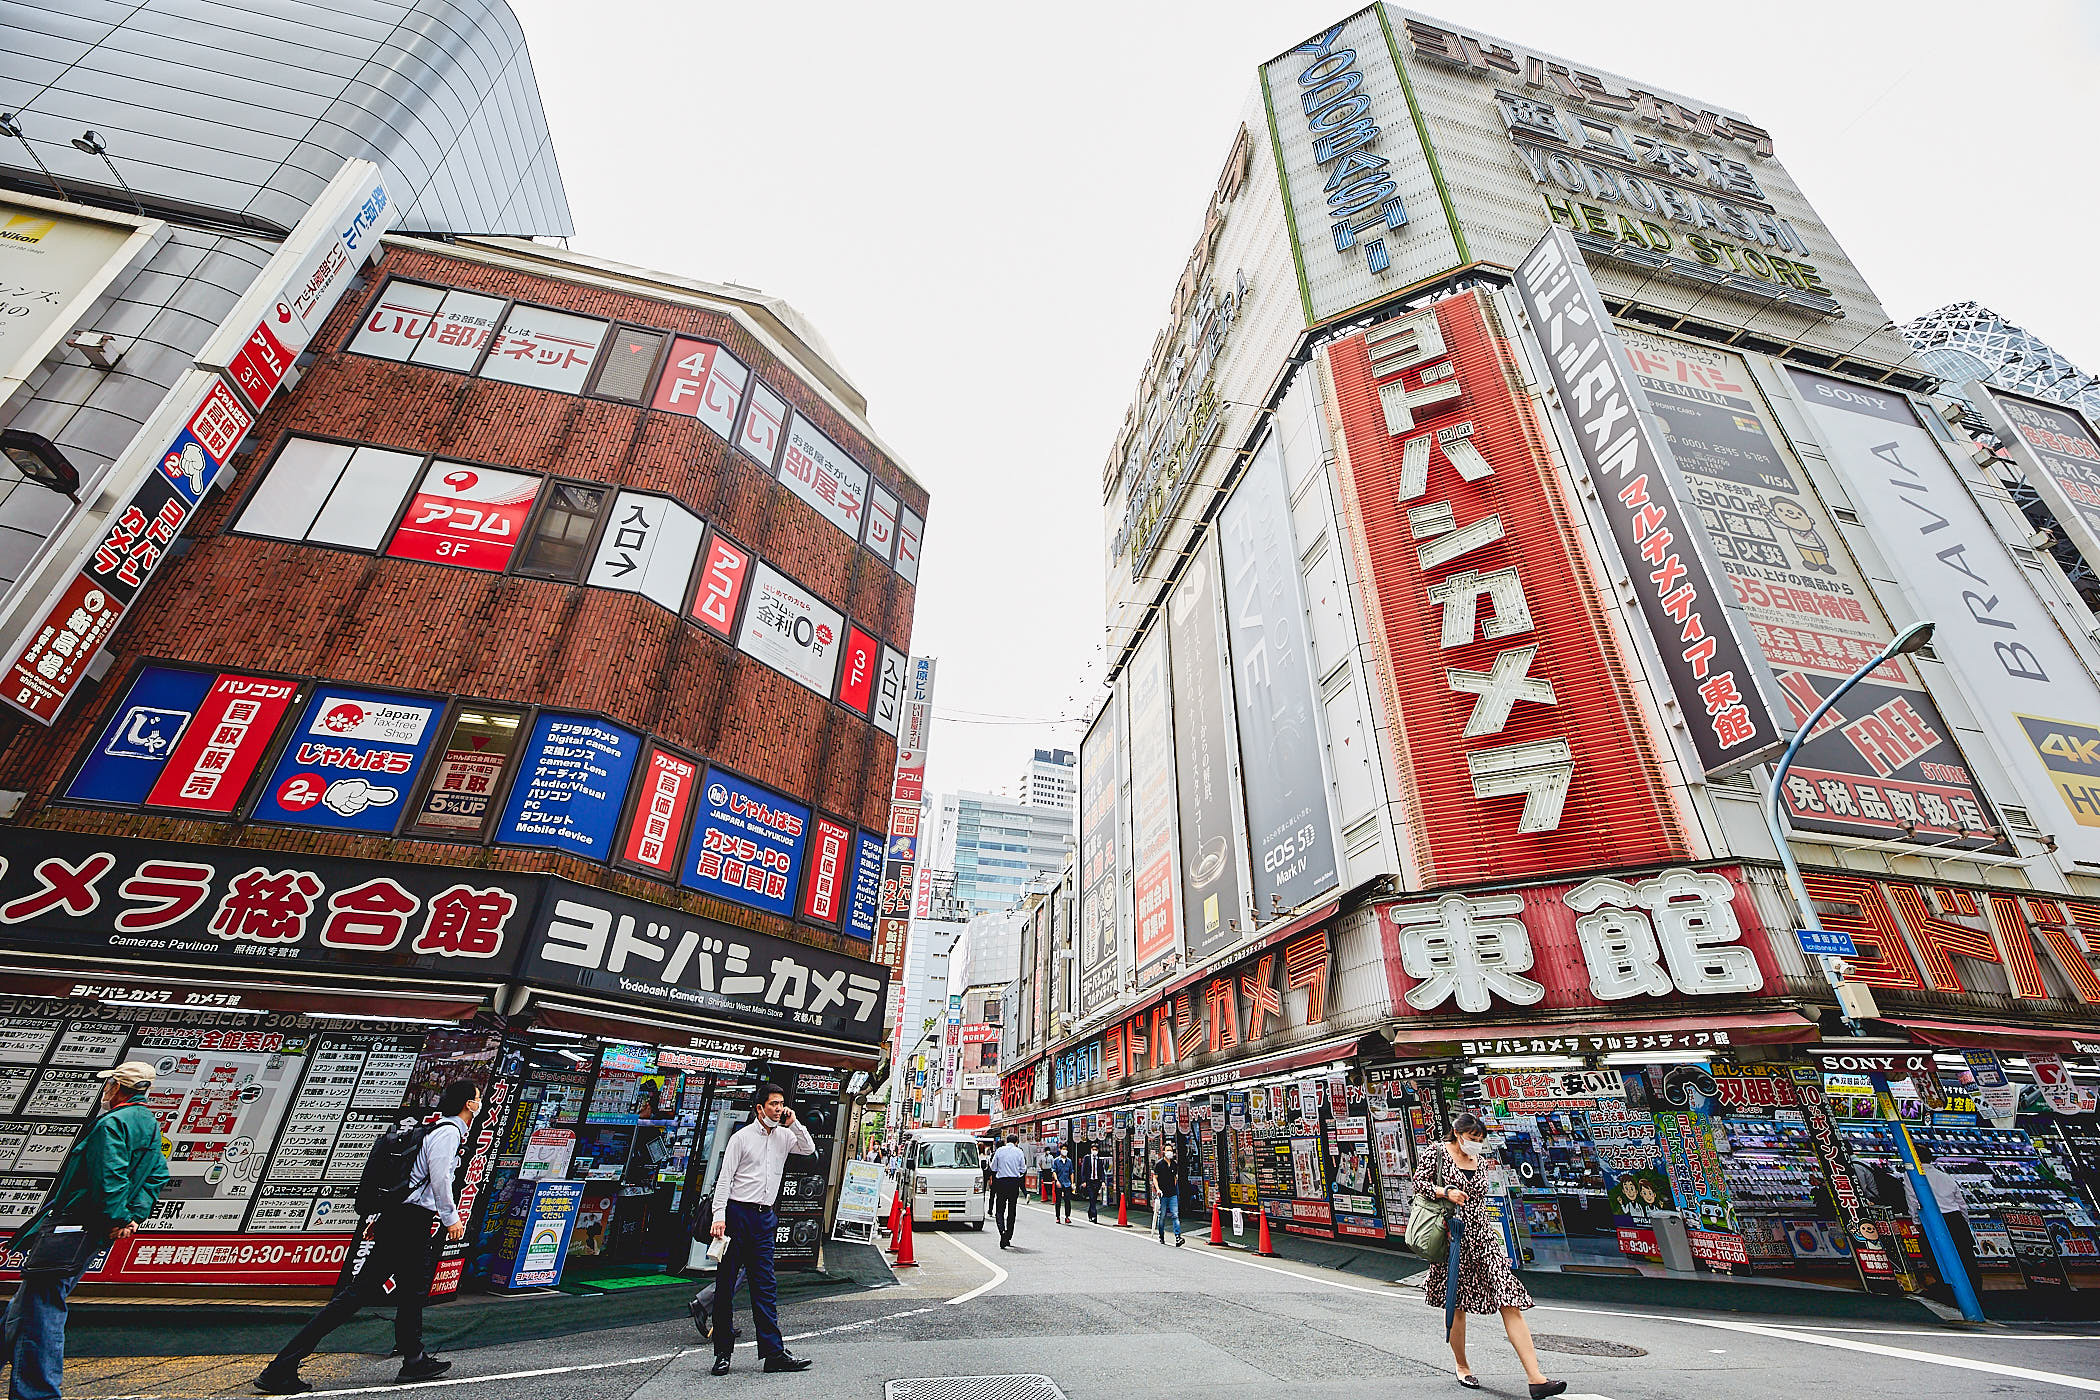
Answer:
[1412,1113,1565,1398]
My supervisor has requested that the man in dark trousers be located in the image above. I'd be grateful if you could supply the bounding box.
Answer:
[1152,1144,1184,1246]
[255,1080,480,1393]
[4,1061,168,1400]
[708,1084,815,1375]
[988,1134,1026,1248]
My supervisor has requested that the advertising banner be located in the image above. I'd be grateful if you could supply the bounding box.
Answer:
[1512,230,1788,774]
[1217,438,1340,913]
[585,492,705,615]
[384,462,538,573]
[0,197,155,402]
[520,879,888,1045]
[1620,332,2006,852]
[145,673,300,816]
[495,715,641,860]
[1976,387,2100,581]
[836,627,879,715]
[252,686,442,833]
[1077,696,1124,1017]
[688,532,752,641]
[1128,627,1180,988]
[781,413,871,544]
[682,768,809,919]
[481,305,608,395]
[801,817,854,926]
[618,744,699,877]
[1168,539,1249,964]
[64,664,220,806]
[735,380,788,471]
[650,337,748,441]
[845,832,884,943]
[1787,368,2100,864]
[737,563,844,699]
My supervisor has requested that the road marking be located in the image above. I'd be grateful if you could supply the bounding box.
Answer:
[1661,1316,2100,1392]
[940,1229,1010,1305]
[1775,1325,2100,1340]
[213,1349,694,1398]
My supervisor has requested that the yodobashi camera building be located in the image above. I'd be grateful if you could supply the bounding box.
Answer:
[1030,7,2100,1313]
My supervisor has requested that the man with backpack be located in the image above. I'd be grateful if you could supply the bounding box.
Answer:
[3,1061,168,1400]
[255,1081,481,1393]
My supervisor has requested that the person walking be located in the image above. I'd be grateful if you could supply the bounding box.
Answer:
[707,1084,815,1375]
[1915,1146,1982,1301]
[1151,1144,1184,1246]
[1081,1140,1111,1224]
[1049,1147,1074,1224]
[4,1061,168,1400]
[257,1080,479,1393]
[1413,1113,1564,1398]
[989,1134,1026,1249]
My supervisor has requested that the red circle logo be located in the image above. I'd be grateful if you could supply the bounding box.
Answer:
[321,703,364,733]
[275,775,324,812]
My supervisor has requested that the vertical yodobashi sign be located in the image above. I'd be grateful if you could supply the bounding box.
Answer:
[1620,331,2006,852]
[1512,228,1788,775]
[1077,696,1124,1017]
[3,376,252,723]
[1787,368,2100,862]
[1217,437,1340,914]
[1127,626,1180,988]
[1167,539,1248,963]
[1972,386,2100,591]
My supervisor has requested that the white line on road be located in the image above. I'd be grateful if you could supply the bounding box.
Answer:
[939,1228,1011,1304]
[1776,1325,2100,1340]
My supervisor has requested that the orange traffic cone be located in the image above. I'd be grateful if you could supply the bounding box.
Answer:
[885,1190,902,1236]
[890,1201,918,1267]
[1256,1208,1276,1257]
[1208,1200,1224,1246]
[1116,1188,1129,1228]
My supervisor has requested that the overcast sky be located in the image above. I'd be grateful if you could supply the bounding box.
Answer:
[508,0,2100,816]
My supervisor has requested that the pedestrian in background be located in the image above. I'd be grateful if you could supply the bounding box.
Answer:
[1414,1112,1563,1398]
[1082,1140,1111,1224]
[4,1062,168,1400]
[1151,1145,1184,1246]
[1050,1147,1074,1224]
[1916,1146,1981,1301]
[258,1080,480,1393]
[989,1135,1026,1248]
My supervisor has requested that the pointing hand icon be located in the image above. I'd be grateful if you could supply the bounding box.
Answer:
[321,778,399,816]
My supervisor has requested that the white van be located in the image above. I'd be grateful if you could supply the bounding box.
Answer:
[905,1128,987,1229]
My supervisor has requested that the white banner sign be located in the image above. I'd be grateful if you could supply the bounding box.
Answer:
[737,562,844,698]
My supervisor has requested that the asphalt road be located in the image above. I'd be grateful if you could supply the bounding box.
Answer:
[63,1199,2100,1399]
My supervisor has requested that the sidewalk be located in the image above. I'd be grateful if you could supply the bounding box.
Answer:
[47,1241,896,1360]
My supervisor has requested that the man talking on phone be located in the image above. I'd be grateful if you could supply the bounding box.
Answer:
[709,1084,815,1375]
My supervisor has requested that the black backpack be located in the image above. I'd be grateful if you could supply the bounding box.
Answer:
[355,1118,437,1217]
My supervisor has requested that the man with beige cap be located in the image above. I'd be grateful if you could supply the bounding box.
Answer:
[3,1061,168,1400]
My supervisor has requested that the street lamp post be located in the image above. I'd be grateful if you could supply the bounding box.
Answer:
[1760,617,1983,1322]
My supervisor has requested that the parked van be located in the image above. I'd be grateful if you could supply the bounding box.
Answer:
[904,1128,987,1229]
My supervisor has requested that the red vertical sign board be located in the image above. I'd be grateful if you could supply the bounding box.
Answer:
[621,746,698,875]
[689,534,752,640]
[228,319,296,411]
[801,817,852,924]
[145,673,300,813]
[836,626,878,714]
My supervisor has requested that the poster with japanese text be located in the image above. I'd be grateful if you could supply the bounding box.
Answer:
[585,492,704,614]
[651,337,748,441]
[135,1026,308,1232]
[1622,331,2006,852]
[1127,626,1180,989]
[495,715,641,859]
[844,832,884,943]
[481,305,608,395]
[144,673,299,815]
[1167,539,1249,964]
[688,531,752,640]
[682,768,809,918]
[385,462,539,573]
[618,745,698,877]
[736,563,843,698]
[64,664,217,806]
[780,413,870,543]
[251,687,442,833]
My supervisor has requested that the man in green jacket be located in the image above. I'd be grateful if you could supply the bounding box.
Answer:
[3,1061,169,1400]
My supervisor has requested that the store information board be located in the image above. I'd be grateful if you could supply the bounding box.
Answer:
[0,1020,61,1065]
[137,1027,308,1232]
[253,1033,423,1233]
[49,1025,129,1068]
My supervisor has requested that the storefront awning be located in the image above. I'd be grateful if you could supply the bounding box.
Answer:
[527,991,883,1071]
[1,962,490,1023]
[1889,1016,2100,1054]
[1381,1008,1820,1053]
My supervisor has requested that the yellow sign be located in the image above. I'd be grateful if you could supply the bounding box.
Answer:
[0,214,56,246]
[2018,713,2100,828]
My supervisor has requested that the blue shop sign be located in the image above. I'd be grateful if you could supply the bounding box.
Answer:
[681,767,808,918]
[251,686,443,833]
[845,831,884,941]
[64,665,216,805]
[496,714,641,858]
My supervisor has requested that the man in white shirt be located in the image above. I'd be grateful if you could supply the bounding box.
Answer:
[988,1135,1027,1249]
[1916,1146,1980,1298]
[709,1084,816,1375]
[258,1081,479,1393]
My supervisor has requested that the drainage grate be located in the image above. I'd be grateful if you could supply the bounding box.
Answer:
[1530,1334,1648,1358]
[886,1377,1069,1400]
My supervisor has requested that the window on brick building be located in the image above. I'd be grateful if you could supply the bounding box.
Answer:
[404,705,526,840]
[588,327,667,403]
[514,482,609,581]
[236,437,423,550]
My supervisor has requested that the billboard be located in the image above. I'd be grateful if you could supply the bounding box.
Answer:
[1973,387,2100,588]
[252,686,443,834]
[495,714,642,860]
[1127,625,1180,988]
[683,768,810,918]
[0,197,158,404]
[801,816,854,926]
[63,664,218,807]
[1512,230,1787,775]
[1787,369,2100,864]
[1077,696,1124,1017]
[1620,331,2007,852]
[781,413,870,544]
[144,673,300,815]
[650,337,748,441]
[1217,436,1341,915]
[384,462,538,573]
[737,563,843,698]
[1167,539,1249,963]
[619,744,699,877]
[688,532,752,640]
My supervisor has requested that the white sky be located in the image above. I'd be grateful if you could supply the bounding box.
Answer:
[508,0,2100,815]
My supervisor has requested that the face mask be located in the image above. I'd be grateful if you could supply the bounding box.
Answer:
[1455,1137,1488,1164]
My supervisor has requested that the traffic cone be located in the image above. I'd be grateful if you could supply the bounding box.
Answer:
[1116,1189,1129,1228]
[890,1201,918,1268]
[1256,1208,1276,1257]
[1208,1200,1224,1246]
[885,1191,902,1236]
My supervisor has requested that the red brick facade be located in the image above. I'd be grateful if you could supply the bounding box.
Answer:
[0,243,924,956]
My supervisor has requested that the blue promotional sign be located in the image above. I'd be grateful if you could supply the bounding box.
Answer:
[681,767,809,918]
[155,428,222,506]
[251,686,443,832]
[845,831,884,942]
[491,1178,583,1291]
[64,665,216,805]
[497,714,641,858]
[1795,927,1860,959]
